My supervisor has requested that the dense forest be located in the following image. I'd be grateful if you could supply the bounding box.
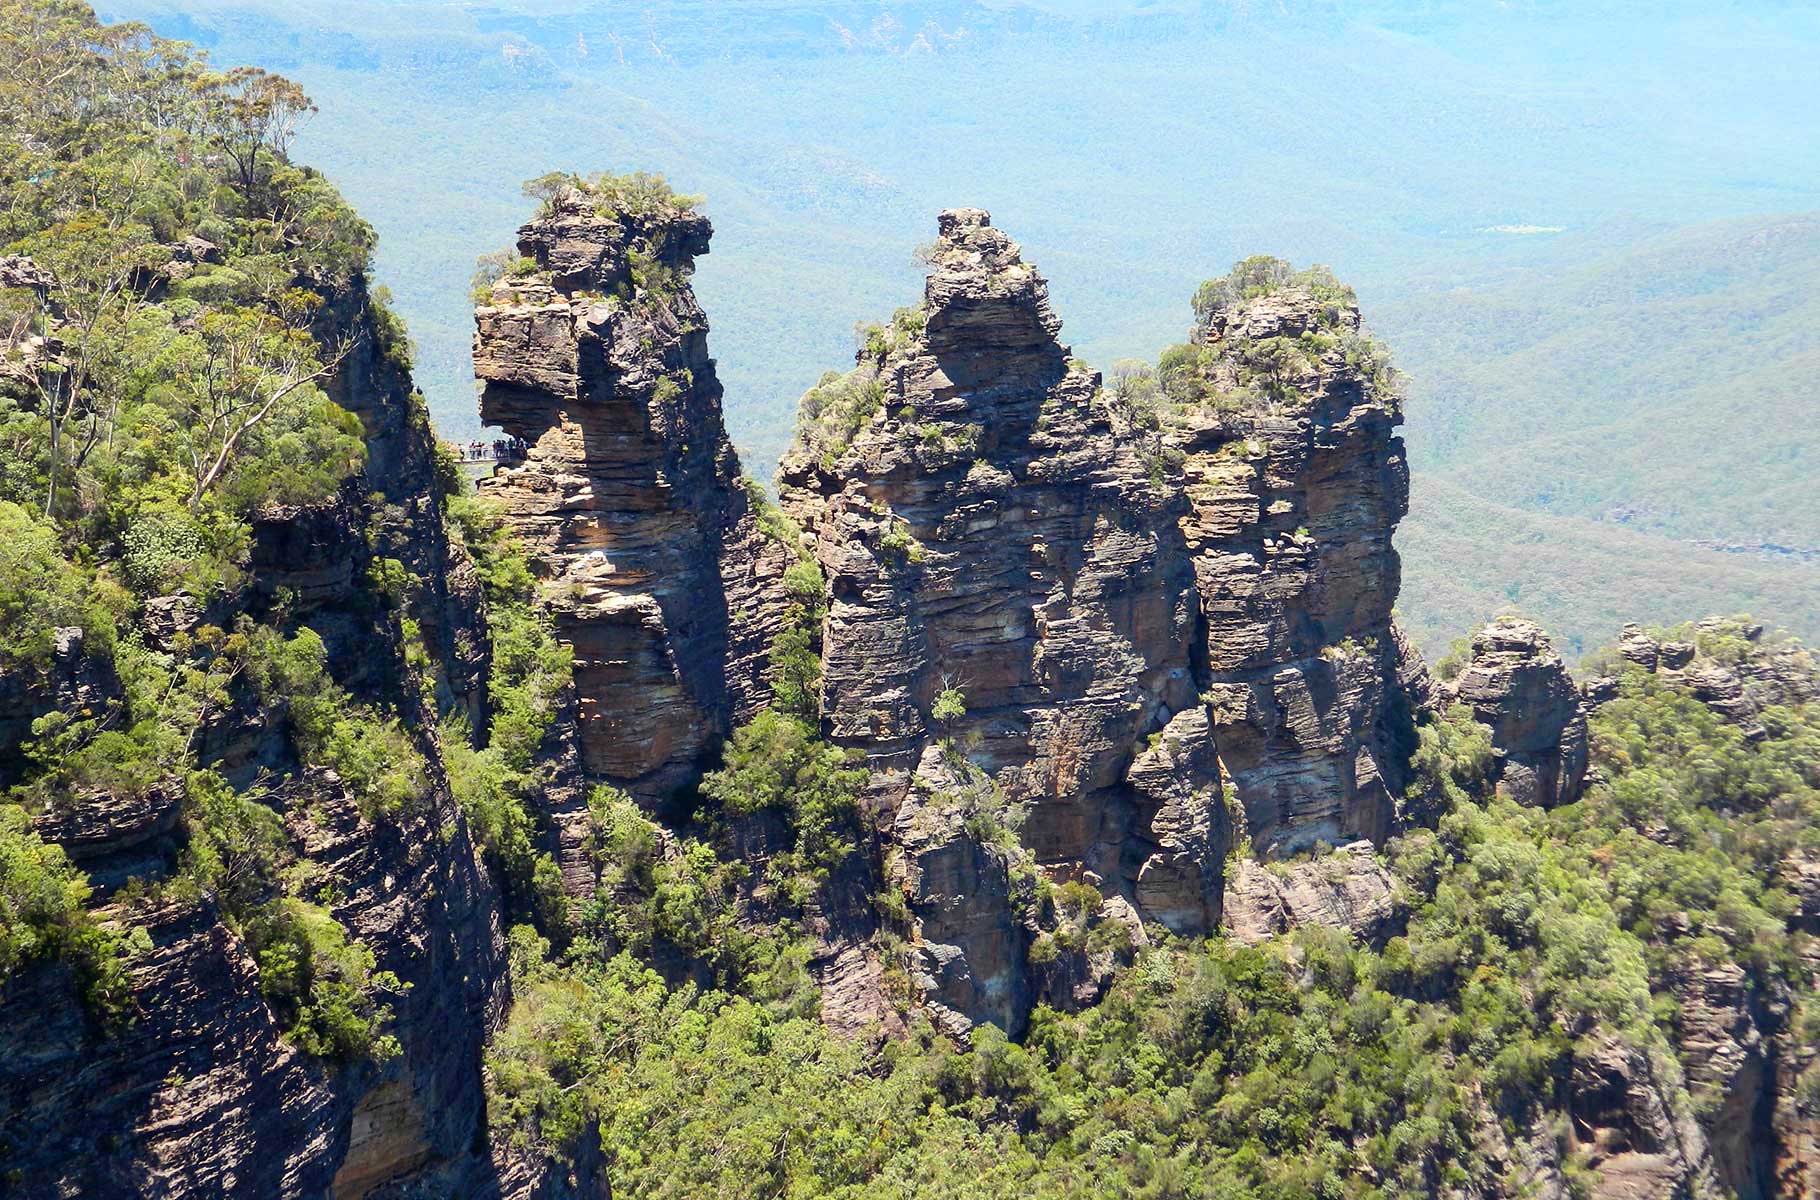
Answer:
[2,4,1818,1199]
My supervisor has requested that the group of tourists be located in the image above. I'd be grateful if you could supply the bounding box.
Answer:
[451,437,527,462]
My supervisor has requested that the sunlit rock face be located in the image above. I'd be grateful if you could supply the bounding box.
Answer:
[1445,615,1589,808]
[779,209,1225,934]
[474,192,790,804]
[771,210,1433,1032]
[1170,274,1420,858]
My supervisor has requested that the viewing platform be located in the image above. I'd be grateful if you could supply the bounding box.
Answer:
[446,437,527,482]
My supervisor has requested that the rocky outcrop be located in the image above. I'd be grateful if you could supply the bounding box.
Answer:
[306,279,492,736]
[1220,840,1399,946]
[890,747,1033,1038]
[1665,957,1779,1200]
[1587,620,1820,1200]
[775,210,1225,1031]
[473,190,791,806]
[1771,958,1820,1200]
[1595,619,1820,738]
[463,204,1431,1039]
[765,213,1427,1032]
[1568,1039,1721,1200]
[1445,616,1588,808]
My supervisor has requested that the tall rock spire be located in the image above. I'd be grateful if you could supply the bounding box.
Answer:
[473,182,789,803]
[1170,261,1420,854]
[779,210,1229,1033]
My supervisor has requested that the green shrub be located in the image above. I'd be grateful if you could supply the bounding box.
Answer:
[12,640,188,816]
[877,519,917,562]
[932,687,966,726]
[440,494,572,933]
[245,897,405,1061]
[0,802,138,1015]
[581,786,811,1006]
[1406,705,1495,811]
[0,501,105,679]
[522,170,701,220]
[700,710,864,889]
[795,366,885,466]
[1191,255,1355,325]
[245,625,426,816]
[178,769,287,916]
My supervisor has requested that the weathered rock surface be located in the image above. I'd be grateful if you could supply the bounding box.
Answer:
[474,191,790,806]
[0,267,587,1198]
[890,747,1032,1038]
[1665,958,1779,1200]
[1568,1039,1721,1200]
[776,210,1228,1031]
[1170,281,1420,857]
[1220,840,1399,946]
[767,212,1426,1032]
[1445,616,1588,808]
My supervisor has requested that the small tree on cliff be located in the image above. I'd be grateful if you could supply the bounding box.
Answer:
[198,67,316,202]
[932,686,966,732]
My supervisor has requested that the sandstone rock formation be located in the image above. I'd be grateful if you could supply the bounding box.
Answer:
[890,746,1034,1037]
[1168,271,1419,857]
[767,213,1424,1032]
[1445,615,1589,808]
[1220,840,1399,946]
[473,189,790,807]
[1567,1038,1720,1200]
[458,193,1820,1200]
[775,212,1221,1024]
[1588,620,1820,1200]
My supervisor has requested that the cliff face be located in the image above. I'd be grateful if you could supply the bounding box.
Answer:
[1172,284,1419,856]
[473,193,789,808]
[1179,298,1419,855]
[1595,618,1820,734]
[0,276,581,1200]
[471,207,1426,1039]
[778,208,1220,930]
[1442,617,1820,1200]
[457,196,1820,1200]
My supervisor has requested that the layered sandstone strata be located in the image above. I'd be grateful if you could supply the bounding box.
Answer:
[778,209,1224,939]
[774,211,1427,1029]
[0,267,585,1198]
[473,190,790,803]
[1169,272,1420,854]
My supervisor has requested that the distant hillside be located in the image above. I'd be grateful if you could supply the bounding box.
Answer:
[1379,213,1820,657]
[92,0,1820,660]
[1396,477,1820,661]
[1381,214,1820,548]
